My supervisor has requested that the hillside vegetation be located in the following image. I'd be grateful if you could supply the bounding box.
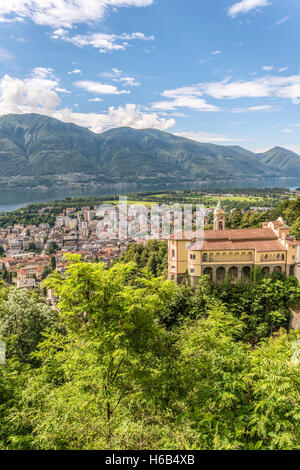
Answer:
[0,256,299,450]
[1,114,300,182]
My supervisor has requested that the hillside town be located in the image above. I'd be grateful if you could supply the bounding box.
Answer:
[0,205,131,294]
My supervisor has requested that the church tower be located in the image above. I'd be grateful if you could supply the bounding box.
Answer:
[214,201,226,231]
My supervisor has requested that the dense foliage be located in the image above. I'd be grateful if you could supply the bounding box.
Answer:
[116,240,168,277]
[273,197,300,239]
[0,257,299,450]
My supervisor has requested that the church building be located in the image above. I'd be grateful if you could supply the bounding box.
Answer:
[168,202,300,286]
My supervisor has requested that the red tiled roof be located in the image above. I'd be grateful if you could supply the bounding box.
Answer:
[170,228,277,242]
[169,230,204,240]
[203,228,277,240]
[199,239,285,252]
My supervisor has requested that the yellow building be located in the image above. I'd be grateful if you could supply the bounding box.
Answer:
[168,203,300,285]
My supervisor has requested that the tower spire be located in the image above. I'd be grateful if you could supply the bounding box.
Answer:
[214,201,225,230]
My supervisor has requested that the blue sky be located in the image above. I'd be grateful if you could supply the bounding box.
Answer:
[0,0,300,153]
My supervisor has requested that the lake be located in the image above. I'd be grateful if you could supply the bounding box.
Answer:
[0,178,299,212]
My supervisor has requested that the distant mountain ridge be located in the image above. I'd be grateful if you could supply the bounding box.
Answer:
[0,113,299,184]
[257,146,300,175]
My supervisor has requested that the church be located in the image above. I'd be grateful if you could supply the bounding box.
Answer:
[168,202,300,286]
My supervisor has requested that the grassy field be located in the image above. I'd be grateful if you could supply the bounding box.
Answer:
[103,200,154,207]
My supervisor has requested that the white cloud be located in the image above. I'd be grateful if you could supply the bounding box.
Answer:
[279,66,289,73]
[275,16,290,26]
[31,67,55,79]
[0,0,154,29]
[54,104,175,133]
[0,70,175,133]
[280,123,300,134]
[0,69,62,115]
[153,74,300,112]
[228,0,270,18]
[152,86,220,112]
[262,65,274,71]
[52,30,154,53]
[75,80,130,95]
[113,77,141,87]
[197,75,300,100]
[112,68,122,76]
[88,97,103,102]
[174,131,240,143]
[211,50,221,55]
[68,69,82,75]
[232,105,277,113]
[102,68,141,87]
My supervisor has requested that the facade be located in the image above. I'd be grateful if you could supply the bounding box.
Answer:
[168,203,300,286]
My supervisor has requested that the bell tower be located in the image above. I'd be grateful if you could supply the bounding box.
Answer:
[214,201,226,231]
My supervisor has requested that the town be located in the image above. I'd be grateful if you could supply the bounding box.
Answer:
[0,204,130,295]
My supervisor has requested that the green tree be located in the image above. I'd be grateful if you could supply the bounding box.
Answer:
[50,256,56,271]
[248,330,300,449]
[0,289,56,364]
[32,258,177,447]
[41,265,52,280]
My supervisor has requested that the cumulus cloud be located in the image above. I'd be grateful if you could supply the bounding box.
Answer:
[152,86,220,112]
[54,104,175,133]
[171,75,300,101]
[228,0,270,18]
[262,65,274,71]
[106,68,141,87]
[75,80,130,95]
[52,29,154,53]
[100,68,140,87]
[198,75,300,100]
[0,69,174,133]
[113,76,141,87]
[0,69,61,115]
[0,0,154,29]
[153,74,300,112]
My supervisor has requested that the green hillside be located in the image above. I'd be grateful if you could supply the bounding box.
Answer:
[258,146,300,176]
[0,113,297,182]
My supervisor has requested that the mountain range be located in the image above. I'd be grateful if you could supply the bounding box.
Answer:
[0,113,299,185]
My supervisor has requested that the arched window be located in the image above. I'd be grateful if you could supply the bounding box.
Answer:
[202,253,208,262]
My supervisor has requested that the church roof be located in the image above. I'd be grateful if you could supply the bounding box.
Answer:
[186,227,285,252]
[170,227,277,242]
[214,200,224,213]
[169,227,287,252]
[215,200,222,210]
[197,239,285,252]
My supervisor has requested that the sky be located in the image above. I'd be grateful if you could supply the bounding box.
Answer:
[0,0,300,153]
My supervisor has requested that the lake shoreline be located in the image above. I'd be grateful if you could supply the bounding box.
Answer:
[0,178,299,212]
